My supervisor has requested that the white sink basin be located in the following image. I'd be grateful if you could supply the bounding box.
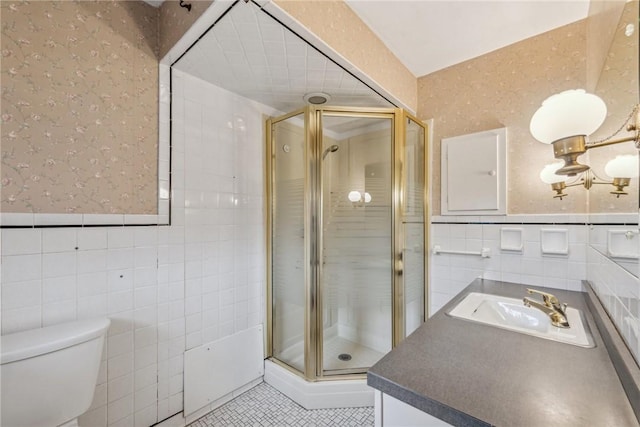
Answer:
[447,292,595,348]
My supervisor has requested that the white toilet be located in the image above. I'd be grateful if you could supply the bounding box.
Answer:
[1,318,111,427]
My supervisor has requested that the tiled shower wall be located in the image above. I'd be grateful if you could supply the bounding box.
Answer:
[0,70,270,427]
[172,69,268,351]
[430,214,640,363]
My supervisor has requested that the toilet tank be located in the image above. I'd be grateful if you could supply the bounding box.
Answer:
[1,318,111,427]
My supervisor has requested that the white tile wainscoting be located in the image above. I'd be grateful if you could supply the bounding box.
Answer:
[430,214,640,363]
[588,246,640,362]
[430,221,587,314]
[2,226,189,427]
[1,71,273,427]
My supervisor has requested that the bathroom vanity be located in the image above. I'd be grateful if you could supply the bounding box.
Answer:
[368,279,640,426]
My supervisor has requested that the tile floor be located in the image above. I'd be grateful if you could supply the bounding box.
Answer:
[188,382,375,426]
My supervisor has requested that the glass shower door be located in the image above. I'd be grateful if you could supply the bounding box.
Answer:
[319,112,394,375]
[269,111,307,372]
[268,107,427,380]
[403,115,426,335]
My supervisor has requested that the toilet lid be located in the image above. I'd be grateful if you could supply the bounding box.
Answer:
[1,318,110,364]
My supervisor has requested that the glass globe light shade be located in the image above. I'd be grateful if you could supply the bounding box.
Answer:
[530,89,607,144]
[348,190,362,202]
[604,154,639,178]
[540,162,568,184]
[364,192,372,203]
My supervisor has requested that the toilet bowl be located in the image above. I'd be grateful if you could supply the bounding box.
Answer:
[1,318,111,427]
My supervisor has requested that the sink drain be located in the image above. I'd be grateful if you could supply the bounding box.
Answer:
[338,353,352,361]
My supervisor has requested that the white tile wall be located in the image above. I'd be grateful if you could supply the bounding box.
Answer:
[587,246,640,362]
[0,70,269,427]
[155,69,270,420]
[430,220,588,315]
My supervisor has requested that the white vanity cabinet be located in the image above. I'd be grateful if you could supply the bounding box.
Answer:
[441,127,507,215]
[375,391,453,427]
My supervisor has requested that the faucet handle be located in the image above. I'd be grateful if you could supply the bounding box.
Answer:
[560,302,568,314]
[526,288,560,308]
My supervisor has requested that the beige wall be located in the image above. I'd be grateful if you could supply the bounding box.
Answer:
[158,0,213,59]
[419,20,588,215]
[273,0,417,112]
[6,1,631,216]
[586,0,627,91]
[420,0,637,216]
[1,1,159,214]
[588,0,639,213]
[424,2,637,361]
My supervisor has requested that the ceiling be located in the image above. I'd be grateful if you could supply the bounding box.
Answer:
[344,0,590,77]
[173,1,394,114]
[170,0,591,116]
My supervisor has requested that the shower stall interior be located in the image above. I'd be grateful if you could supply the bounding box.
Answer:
[267,106,428,380]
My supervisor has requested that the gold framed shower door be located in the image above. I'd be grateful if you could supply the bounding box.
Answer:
[265,106,429,381]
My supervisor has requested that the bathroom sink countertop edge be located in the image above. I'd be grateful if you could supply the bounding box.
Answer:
[367,278,640,427]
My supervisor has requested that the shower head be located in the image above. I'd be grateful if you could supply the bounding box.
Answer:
[322,145,339,160]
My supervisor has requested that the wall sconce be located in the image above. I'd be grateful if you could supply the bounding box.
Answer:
[539,162,569,199]
[348,191,362,202]
[539,155,639,199]
[531,89,639,174]
[605,154,639,196]
[531,89,640,198]
[347,190,372,204]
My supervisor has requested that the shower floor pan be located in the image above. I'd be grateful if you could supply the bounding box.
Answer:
[285,336,385,373]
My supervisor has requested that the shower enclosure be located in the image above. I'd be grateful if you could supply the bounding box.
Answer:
[266,106,428,380]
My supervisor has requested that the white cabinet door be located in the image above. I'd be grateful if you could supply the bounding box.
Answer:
[376,391,454,426]
[441,128,506,215]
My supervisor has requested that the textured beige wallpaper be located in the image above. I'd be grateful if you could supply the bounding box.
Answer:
[158,0,213,59]
[586,0,626,91]
[273,0,417,112]
[419,21,588,215]
[1,1,159,214]
[588,0,639,213]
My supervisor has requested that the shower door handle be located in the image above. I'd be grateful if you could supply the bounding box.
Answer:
[395,258,403,276]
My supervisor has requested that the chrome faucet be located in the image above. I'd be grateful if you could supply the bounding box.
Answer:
[523,288,570,328]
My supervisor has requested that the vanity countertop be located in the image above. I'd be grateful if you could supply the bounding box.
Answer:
[367,278,640,426]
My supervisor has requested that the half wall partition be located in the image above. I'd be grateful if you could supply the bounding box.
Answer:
[266,106,428,380]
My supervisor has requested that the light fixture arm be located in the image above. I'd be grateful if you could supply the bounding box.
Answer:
[562,169,602,190]
[586,103,640,150]
[550,104,640,176]
[547,167,633,199]
[586,134,637,149]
